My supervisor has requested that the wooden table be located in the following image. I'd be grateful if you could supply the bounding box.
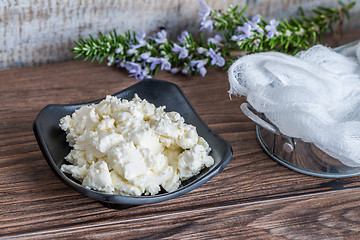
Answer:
[2,30,360,239]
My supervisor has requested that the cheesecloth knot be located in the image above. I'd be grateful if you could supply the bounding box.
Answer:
[228,42,360,167]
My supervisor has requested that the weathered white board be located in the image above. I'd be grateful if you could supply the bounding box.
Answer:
[1,0,359,69]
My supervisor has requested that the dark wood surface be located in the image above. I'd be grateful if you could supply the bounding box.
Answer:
[1,30,360,239]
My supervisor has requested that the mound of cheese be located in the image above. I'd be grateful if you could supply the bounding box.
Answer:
[59,94,214,196]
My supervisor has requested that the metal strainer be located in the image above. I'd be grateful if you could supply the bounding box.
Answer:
[241,102,360,178]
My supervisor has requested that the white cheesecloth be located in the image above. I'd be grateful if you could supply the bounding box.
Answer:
[228,42,360,167]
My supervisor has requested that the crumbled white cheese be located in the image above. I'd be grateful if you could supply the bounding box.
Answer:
[59,94,214,196]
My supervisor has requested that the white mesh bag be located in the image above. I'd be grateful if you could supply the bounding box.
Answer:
[228,43,360,167]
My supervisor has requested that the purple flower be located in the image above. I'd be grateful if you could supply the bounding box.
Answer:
[230,35,239,41]
[153,30,167,44]
[170,67,181,74]
[124,61,151,80]
[231,22,253,41]
[197,1,214,32]
[127,48,136,55]
[125,62,140,74]
[190,59,208,77]
[199,19,214,32]
[132,30,147,49]
[140,52,151,60]
[249,15,260,25]
[182,66,191,75]
[137,70,151,80]
[135,30,146,45]
[208,48,225,67]
[147,57,171,71]
[115,45,123,54]
[238,22,253,40]
[172,43,188,59]
[248,15,264,34]
[114,58,125,68]
[127,30,147,54]
[198,47,207,54]
[207,34,223,45]
[265,19,279,38]
[197,0,212,21]
[178,31,190,44]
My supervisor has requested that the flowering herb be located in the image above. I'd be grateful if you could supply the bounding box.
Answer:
[72,1,355,80]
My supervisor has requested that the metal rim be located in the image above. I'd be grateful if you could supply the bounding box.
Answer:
[256,125,360,178]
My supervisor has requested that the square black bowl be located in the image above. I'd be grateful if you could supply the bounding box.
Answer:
[33,79,232,208]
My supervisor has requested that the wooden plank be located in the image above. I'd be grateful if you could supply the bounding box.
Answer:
[4,188,360,239]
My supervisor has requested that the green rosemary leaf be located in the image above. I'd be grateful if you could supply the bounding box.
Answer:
[304,38,310,47]
[338,1,346,8]
[238,5,249,17]
[345,11,350,20]
[74,40,83,48]
[74,52,83,59]
[348,2,356,9]
[189,33,195,43]
[283,19,290,26]
[298,6,305,16]
[98,55,105,64]
[290,17,301,26]
[199,34,204,46]
[124,30,130,39]
[317,7,335,13]
[80,38,87,44]
[118,35,125,45]
[278,21,285,28]
[291,49,298,55]
[312,9,323,15]
[302,16,312,22]
[99,31,105,42]
[285,36,293,49]
[270,38,275,49]
[89,34,96,43]
[259,40,264,52]
[251,44,256,53]
[280,35,285,45]
[311,31,317,45]
[90,55,97,63]
[153,64,160,75]
[243,44,248,53]
[113,29,119,40]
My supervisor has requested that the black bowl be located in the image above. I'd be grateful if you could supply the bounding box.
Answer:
[33,79,232,208]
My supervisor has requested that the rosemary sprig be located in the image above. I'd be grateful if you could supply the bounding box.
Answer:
[72,1,355,80]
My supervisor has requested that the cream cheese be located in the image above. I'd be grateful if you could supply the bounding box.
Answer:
[59,94,214,196]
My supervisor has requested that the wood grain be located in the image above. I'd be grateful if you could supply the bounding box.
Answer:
[6,189,360,239]
[1,30,360,239]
